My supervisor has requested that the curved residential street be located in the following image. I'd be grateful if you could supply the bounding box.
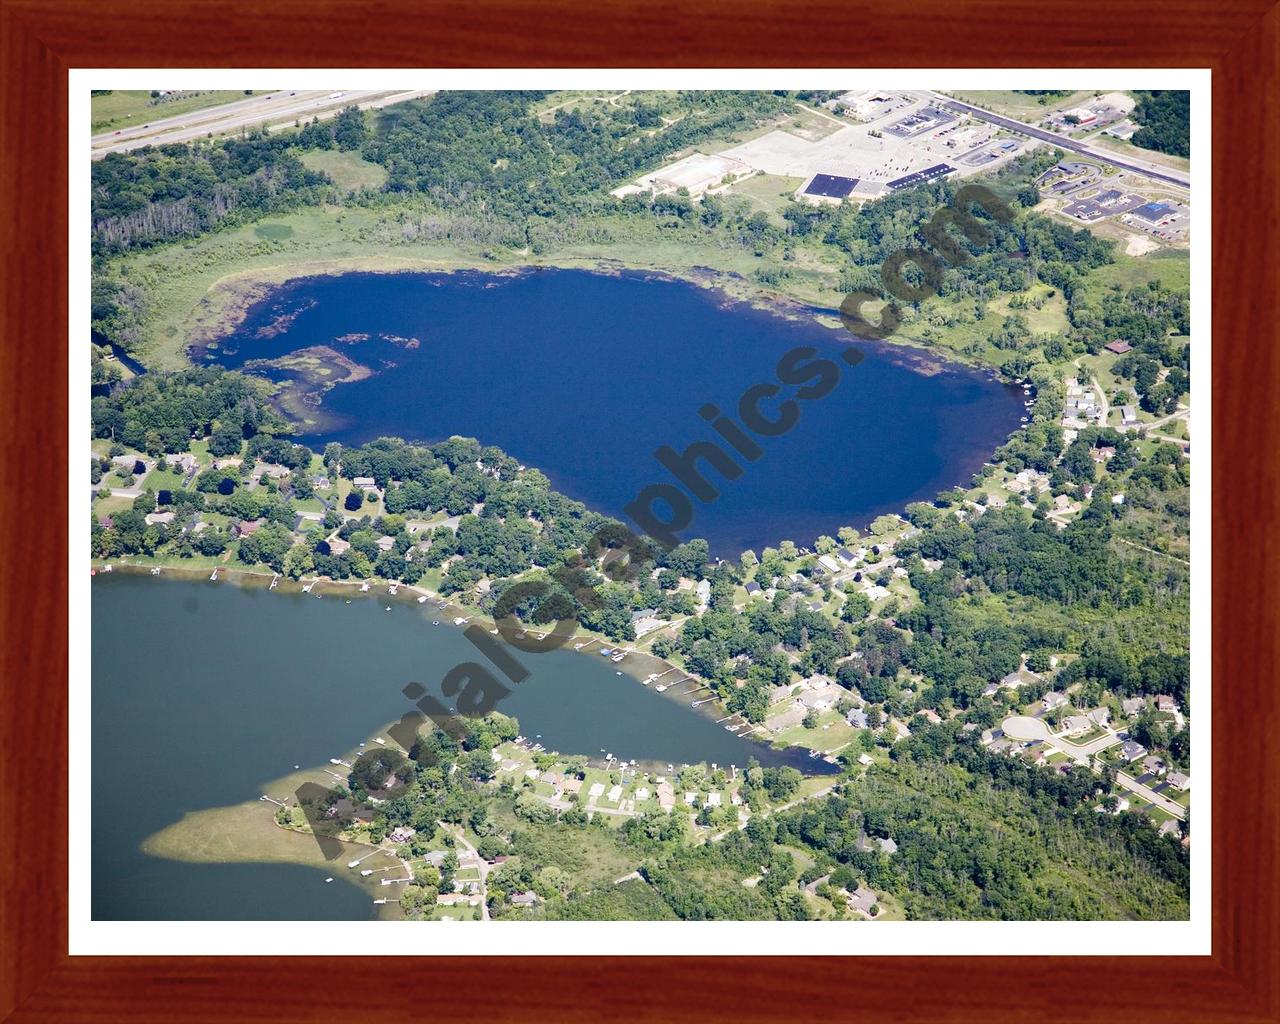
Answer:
[1000,716,1186,820]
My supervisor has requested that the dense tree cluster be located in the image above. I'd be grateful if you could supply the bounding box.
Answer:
[91,107,368,254]
[364,91,792,219]
[90,366,284,454]
[1130,91,1191,157]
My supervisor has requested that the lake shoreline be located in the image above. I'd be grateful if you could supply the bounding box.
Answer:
[91,562,827,767]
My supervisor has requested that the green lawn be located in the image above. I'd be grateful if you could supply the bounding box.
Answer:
[143,467,188,493]
[298,149,389,191]
[91,90,252,134]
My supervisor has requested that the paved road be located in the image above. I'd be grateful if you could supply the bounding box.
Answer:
[933,95,1190,190]
[1001,715,1186,819]
[91,89,433,159]
[1116,772,1187,819]
[1001,715,1122,761]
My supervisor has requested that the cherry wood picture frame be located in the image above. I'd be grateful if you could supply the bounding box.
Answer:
[2,1,1276,1020]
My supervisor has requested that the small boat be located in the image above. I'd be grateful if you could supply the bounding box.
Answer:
[656,685,668,692]
[149,567,161,576]
[347,859,361,868]
[599,648,614,657]
[454,616,469,625]
[432,620,440,625]
[616,671,623,676]
[329,758,342,765]
[103,564,113,572]
[360,582,370,592]
[361,869,374,877]
[325,877,333,883]
[417,595,428,603]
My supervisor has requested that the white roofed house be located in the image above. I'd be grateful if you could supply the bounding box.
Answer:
[1041,691,1069,711]
[1059,715,1091,737]
[1087,707,1111,728]
[1165,771,1191,791]
[1120,740,1147,762]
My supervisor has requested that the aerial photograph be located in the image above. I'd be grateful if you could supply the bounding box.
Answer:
[88,86,1193,923]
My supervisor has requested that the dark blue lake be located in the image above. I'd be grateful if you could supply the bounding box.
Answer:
[207,269,1024,557]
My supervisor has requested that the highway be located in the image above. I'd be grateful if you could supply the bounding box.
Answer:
[91,89,434,159]
[933,94,1191,190]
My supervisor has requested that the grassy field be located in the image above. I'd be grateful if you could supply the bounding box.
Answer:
[1081,249,1190,299]
[91,90,252,134]
[298,149,389,191]
[945,90,1099,121]
[1084,133,1192,173]
[721,173,806,226]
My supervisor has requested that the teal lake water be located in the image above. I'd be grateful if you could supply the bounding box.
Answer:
[92,574,822,920]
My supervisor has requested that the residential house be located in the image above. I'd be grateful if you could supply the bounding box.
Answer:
[1059,715,1091,737]
[1141,755,1166,776]
[1042,691,1069,712]
[1155,695,1179,713]
[656,781,675,811]
[1120,740,1147,762]
[1104,339,1133,355]
[510,891,541,908]
[1122,696,1146,717]
[144,510,175,526]
[235,518,265,538]
[1087,707,1111,728]
[847,886,878,916]
[165,452,199,477]
[1165,771,1190,791]
[1120,405,1139,427]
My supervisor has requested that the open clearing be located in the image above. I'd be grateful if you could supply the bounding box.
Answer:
[298,149,388,191]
